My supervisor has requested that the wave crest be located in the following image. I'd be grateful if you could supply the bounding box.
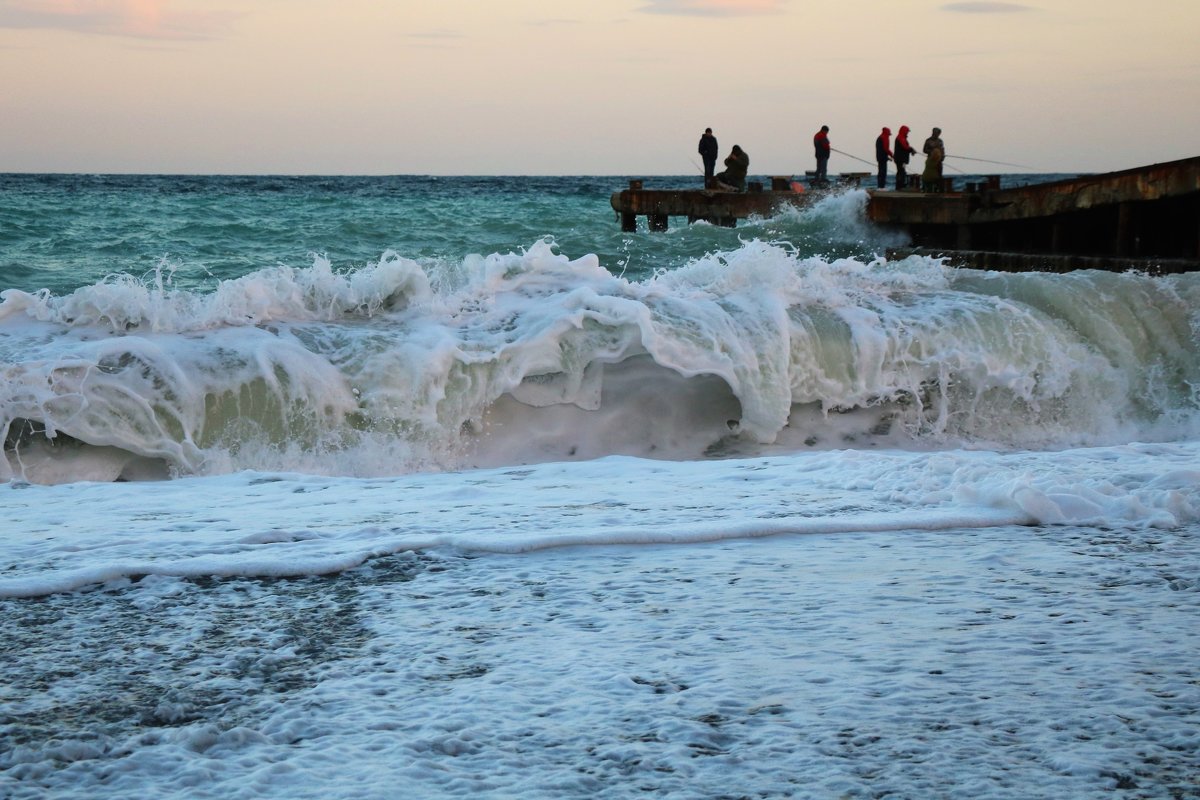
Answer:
[3,240,1199,483]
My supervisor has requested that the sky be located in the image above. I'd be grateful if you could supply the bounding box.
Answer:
[0,0,1197,175]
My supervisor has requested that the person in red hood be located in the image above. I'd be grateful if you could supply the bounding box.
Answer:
[875,127,893,189]
[893,125,918,190]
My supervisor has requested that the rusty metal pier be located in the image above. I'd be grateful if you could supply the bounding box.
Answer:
[867,156,1200,272]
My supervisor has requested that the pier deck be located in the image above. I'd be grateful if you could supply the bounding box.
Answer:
[609,175,869,231]
[867,156,1200,272]
[609,178,808,231]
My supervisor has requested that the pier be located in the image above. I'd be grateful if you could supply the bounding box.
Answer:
[610,175,867,231]
[868,156,1200,273]
[611,157,1199,272]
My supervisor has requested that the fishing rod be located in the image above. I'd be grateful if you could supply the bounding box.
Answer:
[944,154,1041,170]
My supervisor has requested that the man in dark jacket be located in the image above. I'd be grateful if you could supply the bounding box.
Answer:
[698,128,718,186]
[813,125,830,184]
[875,127,892,189]
[893,125,917,190]
[714,145,749,191]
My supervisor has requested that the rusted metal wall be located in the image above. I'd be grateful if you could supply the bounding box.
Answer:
[866,156,1200,266]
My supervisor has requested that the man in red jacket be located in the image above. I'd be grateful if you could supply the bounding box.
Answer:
[875,127,892,189]
[813,125,831,184]
[893,125,917,190]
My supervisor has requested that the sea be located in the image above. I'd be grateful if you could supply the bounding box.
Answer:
[1,172,1198,799]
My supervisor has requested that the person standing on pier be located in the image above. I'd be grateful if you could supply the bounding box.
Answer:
[715,145,749,191]
[923,127,945,192]
[893,125,917,190]
[813,125,831,184]
[698,128,718,187]
[875,127,893,189]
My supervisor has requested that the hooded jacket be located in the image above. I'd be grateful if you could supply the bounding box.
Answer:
[717,145,750,188]
[897,125,912,165]
[924,129,944,156]
[893,126,916,165]
[875,128,893,163]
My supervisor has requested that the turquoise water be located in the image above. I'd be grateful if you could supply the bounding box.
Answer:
[0,172,1061,295]
[0,174,729,292]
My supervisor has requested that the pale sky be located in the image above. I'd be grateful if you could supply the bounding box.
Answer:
[1,0,1197,175]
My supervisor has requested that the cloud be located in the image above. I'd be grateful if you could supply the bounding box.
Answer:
[405,30,464,40]
[528,18,582,27]
[403,29,464,49]
[639,0,785,17]
[941,2,1033,12]
[0,0,236,41]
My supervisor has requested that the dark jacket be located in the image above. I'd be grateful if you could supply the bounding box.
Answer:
[875,128,892,163]
[813,129,830,159]
[716,146,749,189]
[698,133,718,161]
[893,126,916,165]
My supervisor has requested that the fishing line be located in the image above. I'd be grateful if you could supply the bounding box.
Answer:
[830,147,877,168]
[912,150,965,174]
[835,145,966,176]
[918,153,966,174]
[945,154,1042,170]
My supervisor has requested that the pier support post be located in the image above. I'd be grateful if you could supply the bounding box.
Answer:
[1116,202,1133,257]
[649,214,668,232]
[621,212,637,232]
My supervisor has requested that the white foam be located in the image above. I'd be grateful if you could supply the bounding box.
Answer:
[2,454,1198,797]
[2,442,1196,598]
[3,241,1199,484]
